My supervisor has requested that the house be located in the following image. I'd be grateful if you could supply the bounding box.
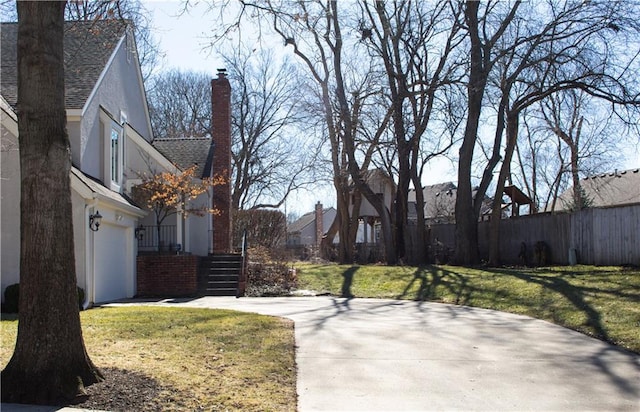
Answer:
[287,202,337,246]
[408,182,495,224]
[349,168,396,244]
[547,168,640,211]
[1,20,181,305]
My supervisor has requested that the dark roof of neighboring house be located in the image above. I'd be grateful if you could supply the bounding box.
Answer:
[288,207,336,234]
[409,182,494,222]
[152,138,213,178]
[1,20,128,110]
[551,168,640,210]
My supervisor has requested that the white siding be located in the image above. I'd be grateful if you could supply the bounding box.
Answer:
[80,34,152,181]
[0,122,20,297]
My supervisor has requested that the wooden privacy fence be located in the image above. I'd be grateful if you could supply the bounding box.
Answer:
[422,203,640,266]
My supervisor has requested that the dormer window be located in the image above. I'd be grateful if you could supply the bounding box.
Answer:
[100,108,124,192]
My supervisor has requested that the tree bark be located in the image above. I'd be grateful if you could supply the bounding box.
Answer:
[1,1,103,405]
[454,1,483,265]
[489,112,518,266]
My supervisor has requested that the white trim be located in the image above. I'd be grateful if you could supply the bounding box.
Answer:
[71,168,146,218]
[125,25,155,142]
[71,172,95,199]
[99,108,124,192]
[1,103,18,137]
[66,108,82,119]
[94,191,146,218]
[81,34,126,117]
[84,198,99,308]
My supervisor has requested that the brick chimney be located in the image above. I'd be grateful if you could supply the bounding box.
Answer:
[211,69,232,253]
[315,201,323,246]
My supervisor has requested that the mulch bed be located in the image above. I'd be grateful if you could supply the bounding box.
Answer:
[70,367,191,411]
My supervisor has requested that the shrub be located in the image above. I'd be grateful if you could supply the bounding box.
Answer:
[2,283,85,313]
[3,284,20,313]
[246,246,297,297]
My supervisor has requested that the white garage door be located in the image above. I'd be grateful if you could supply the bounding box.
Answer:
[94,222,131,303]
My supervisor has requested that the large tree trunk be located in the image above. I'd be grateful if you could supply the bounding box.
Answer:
[489,112,518,266]
[1,2,103,405]
[454,1,483,265]
[335,176,354,263]
[395,142,411,262]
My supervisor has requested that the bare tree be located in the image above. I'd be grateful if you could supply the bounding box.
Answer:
[223,47,320,210]
[457,0,640,265]
[147,70,212,139]
[360,0,464,263]
[454,0,520,265]
[1,1,103,403]
[202,0,398,263]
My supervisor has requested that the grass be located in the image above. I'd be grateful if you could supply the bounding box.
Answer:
[1,306,296,411]
[296,263,640,354]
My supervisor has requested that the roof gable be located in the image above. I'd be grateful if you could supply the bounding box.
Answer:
[1,20,127,110]
[288,207,336,234]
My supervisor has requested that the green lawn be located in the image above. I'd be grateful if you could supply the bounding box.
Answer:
[1,306,296,411]
[296,263,640,354]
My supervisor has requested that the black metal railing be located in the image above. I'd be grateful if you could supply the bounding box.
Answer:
[137,225,178,252]
[237,230,248,297]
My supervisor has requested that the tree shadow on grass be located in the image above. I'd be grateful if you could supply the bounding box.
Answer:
[485,268,640,354]
[395,265,638,348]
[396,265,471,305]
[341,266,357,298]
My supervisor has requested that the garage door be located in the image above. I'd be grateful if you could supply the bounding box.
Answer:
[94,222,131,303]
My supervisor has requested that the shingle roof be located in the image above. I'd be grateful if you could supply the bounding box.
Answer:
[551,168,640,210]
[409,182,494,223]
[1,20,127,110]
[152,138,213,178]
[288,207,336,234]
[71,166,141,212]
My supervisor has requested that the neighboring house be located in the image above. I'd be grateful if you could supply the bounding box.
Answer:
[1,20,177,305]
[287,202,337,246]
[349,168,396,244]
[408,182,495,224]
[547,168,640,211]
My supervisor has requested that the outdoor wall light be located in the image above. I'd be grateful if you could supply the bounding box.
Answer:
[89,211,102,232]
[135,224,146,240]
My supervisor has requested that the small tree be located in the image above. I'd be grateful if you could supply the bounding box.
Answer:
[132,165,225,251]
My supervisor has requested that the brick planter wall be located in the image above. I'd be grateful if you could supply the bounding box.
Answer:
[136,255,199,297]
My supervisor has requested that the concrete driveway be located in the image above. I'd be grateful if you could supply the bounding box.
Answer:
[135,296,639,411]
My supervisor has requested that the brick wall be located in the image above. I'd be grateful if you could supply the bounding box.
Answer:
[136,255,199,297]
[211,69,232,253]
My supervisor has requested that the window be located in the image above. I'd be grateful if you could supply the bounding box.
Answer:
[100,108,124,191]
[110,127,120,183]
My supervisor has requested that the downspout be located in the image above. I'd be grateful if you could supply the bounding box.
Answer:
[83,196,98,310]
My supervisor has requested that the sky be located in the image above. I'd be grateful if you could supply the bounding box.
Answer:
[146,2,224,74]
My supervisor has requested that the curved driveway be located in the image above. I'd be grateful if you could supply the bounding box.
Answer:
[141,296,638,411]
